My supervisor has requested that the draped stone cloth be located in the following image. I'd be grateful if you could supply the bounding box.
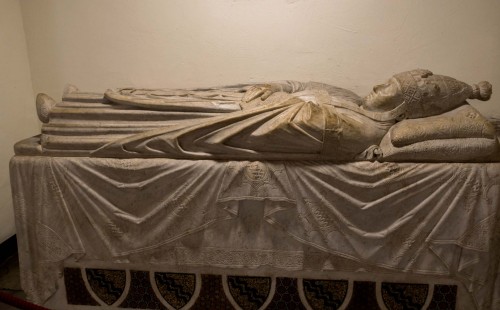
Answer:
[10,156,500,309]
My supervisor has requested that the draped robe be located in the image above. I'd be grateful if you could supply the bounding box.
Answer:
[94,90,394,160]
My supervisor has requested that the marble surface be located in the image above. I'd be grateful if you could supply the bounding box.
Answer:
[10,69,500,309]
[10,156,500,309]
[27,69,499,162]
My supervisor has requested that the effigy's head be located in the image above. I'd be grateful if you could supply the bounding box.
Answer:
[364,77,404,112]
[393,69,492,118]
[364,69,492,118]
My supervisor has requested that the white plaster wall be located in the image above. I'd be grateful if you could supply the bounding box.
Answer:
[20,0,500,116]
[0,0,38,243]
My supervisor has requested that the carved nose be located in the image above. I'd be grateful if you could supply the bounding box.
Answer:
[373,84,383,92]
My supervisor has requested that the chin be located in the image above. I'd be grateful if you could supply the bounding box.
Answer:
[362,99,378,111]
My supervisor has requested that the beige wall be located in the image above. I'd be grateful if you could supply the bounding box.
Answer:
[0,0,38,243]
[20,0,500,116]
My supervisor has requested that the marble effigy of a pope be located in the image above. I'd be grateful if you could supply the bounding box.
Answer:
[33,69,498,162]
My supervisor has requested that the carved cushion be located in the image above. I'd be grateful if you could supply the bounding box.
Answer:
[379,105,499,162]
[379,136,499,162]
[390,104,496,147]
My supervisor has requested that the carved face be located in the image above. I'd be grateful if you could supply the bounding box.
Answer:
[364,78,404,112]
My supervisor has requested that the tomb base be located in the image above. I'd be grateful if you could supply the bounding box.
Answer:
[10,153,500,309]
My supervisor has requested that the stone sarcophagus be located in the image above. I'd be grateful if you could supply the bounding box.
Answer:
[10,70,500,309]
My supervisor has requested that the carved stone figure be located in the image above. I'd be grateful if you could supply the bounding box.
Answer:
[27,69,496,161]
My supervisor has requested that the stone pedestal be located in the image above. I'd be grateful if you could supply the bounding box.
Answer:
[10,156,500,309]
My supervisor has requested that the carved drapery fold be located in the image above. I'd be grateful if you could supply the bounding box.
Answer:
[10,157,500,308]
